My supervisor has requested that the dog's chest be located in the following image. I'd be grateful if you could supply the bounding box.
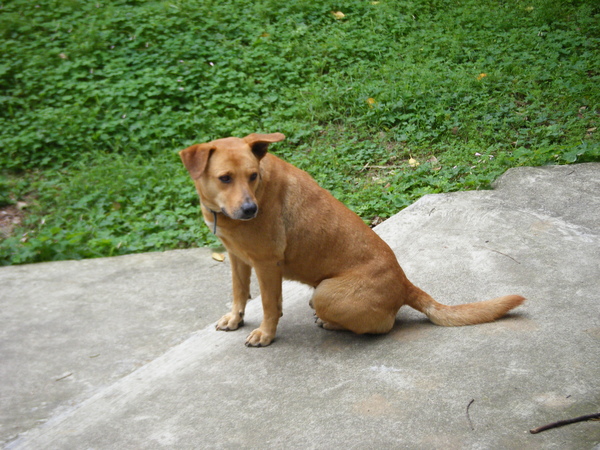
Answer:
[217,223,285,268]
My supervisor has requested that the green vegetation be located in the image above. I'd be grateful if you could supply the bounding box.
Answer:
[1,0,598,265]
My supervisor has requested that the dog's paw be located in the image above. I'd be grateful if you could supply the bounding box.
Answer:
[216,313,244,331]
[245,328,274,347]
[315,317,345,331]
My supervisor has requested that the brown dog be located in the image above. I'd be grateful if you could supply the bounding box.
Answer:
[180,133,525,347]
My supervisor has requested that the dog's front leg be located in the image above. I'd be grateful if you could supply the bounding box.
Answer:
[245,262,282,347]
[216,253,251,331]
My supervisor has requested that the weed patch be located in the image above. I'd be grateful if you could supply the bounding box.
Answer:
[1,0,598,264]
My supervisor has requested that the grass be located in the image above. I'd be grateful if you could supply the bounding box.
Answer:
[1,0,599,265]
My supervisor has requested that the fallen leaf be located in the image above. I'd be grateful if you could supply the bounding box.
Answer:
[332,11,345,19]
[366,97,376,108]
[408,158,420,167]
[212,252,225,262]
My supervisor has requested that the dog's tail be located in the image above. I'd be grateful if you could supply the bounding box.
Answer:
[405,284,525,326]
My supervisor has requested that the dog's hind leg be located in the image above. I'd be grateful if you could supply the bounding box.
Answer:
[311,275,398,335]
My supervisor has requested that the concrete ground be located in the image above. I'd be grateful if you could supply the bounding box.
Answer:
[1,163,599,449]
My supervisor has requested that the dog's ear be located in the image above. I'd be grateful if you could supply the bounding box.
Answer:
[179,143,214,179]
[243,133,285,160]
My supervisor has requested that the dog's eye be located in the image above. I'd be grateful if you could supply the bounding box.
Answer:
[219,175,232,184]
[249,172,258,182]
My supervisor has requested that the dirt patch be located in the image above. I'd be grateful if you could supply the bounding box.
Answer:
[0,204,25,239]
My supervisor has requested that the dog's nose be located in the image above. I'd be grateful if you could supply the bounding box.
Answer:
[241,202,258,219]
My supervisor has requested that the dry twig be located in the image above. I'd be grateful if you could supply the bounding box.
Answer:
[466,399,475,431]
[55,372,72,381]
[530,412,600,434]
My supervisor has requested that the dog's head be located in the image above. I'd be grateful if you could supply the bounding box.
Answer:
[180,133,285,220]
